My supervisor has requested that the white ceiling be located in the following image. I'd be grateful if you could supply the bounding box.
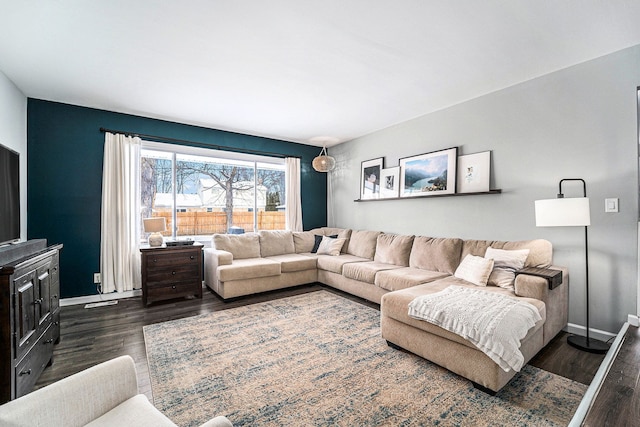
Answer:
[2,1,640,146]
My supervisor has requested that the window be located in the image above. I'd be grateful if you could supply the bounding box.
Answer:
[140,143,286,243]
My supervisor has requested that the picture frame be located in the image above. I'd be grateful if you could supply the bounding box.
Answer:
[379,167,400,198]
[399,147,458,197]
[457,151,491,193]
[360,157,384,199]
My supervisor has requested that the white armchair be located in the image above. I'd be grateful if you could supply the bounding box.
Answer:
[0,355,232,427]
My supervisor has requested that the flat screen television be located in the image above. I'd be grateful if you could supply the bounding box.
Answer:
[0,143,20,246]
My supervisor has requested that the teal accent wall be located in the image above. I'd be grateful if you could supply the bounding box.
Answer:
[27,99,327,298]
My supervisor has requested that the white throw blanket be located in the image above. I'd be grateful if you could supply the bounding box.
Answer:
[408,286,542,372]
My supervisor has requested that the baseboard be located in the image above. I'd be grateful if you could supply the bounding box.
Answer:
[565,323,616,342]
[627,314,640,327]
[568,322,629,427]
[60,289,142,307]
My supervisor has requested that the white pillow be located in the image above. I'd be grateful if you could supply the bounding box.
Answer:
[317,236,346,256]
[484,247,530,289]
[454,254,495,287]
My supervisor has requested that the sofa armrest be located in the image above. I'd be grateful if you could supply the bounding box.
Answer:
[515,265,569,346]
[0,355,139,427]
[204,249,233,293]
[212,249,234,266]
[514,274,549,301]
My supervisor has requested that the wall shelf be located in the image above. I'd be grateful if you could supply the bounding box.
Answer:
[354,189,502,202]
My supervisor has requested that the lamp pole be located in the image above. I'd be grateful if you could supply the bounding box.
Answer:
[559,179,609,353]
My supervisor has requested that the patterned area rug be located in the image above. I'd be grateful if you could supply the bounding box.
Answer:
[143,291,586,426]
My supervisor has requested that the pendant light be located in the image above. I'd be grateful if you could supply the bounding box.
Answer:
[310,137,339,172]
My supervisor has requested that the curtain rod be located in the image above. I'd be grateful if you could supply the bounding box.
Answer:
[99,127,301,159]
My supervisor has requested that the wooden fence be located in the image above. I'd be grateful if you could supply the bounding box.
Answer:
[153,211,286,235]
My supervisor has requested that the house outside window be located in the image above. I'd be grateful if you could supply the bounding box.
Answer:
[140,142,286,244]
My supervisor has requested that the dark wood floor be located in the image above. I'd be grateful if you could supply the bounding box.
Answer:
[36,284,605,404]
[583,325,640,427]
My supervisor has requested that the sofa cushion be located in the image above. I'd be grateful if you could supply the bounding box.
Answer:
[375,267,449,292]
[293,231,316,253]
[485,247,530,289]
[265,254,318,273]
[409,236,463,274]
[311,234,339,253]
[342,261,404,284]
[462,239,552,268]
[316,254,369,274]
[212,233,261,259]
[259,230,295,257]
[217,258,281,282]
[374,234,414,266]
[347,230,381,259]
[454,254,494,287]
[317,236,347,256]
[313,227,350,238]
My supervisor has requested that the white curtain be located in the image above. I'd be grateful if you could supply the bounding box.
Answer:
[285,157,303,231]
[100,132,141,293]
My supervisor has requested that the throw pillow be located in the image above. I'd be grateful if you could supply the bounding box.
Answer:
[316,236,346,256]
[311,234,338,253]
[454,254,495,287]
[485,247,530,289]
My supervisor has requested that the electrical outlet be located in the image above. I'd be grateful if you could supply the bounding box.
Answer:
[93,273,101,284]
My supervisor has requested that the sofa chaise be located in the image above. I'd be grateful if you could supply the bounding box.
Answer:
[203,228,568,392]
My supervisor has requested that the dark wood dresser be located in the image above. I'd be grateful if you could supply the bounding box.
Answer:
[0,241,63,403]
[140,243,203,306]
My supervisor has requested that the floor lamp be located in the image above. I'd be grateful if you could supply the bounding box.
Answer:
[534,178,610,354]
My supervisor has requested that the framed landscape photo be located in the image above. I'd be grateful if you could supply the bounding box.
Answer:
[399,147,458,197]
[380,166,400,198]
[457,151,490,193]
[360,157,384,199]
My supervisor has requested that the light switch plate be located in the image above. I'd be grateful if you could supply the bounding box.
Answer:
[605,198,619,213]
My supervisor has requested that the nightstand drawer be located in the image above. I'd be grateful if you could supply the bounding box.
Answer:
[146,264,200,287]
[145,250,199,267]
[146,281,201,302]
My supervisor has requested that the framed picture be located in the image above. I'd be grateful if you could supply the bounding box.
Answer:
[360,157,384,199]
[457,151,490,193]
[399,147,458,197]
[380,167,400,198]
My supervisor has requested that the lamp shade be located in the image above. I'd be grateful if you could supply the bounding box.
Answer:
[535,197,591,227]
[143,217,166,233]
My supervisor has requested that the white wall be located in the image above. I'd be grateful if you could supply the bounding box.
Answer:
[329,45,640,335]
[0,70,28,241]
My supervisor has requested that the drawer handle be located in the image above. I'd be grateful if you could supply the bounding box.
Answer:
[19,369,32,376]
[190,255,195,260]
[153,258,158,263]
[172,285,176,289]
[172,271,176,275]
[34,298,43,305]
[54,321,60,326]
[44,339,54,344]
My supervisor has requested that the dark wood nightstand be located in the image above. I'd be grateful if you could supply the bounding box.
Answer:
[140,243,203,306]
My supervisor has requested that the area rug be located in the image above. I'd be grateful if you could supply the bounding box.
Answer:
[143,290,586,426]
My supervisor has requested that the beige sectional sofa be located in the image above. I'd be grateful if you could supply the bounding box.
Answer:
[203,227,568,393]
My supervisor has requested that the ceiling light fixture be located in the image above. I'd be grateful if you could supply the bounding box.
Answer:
[310,137,339,173]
